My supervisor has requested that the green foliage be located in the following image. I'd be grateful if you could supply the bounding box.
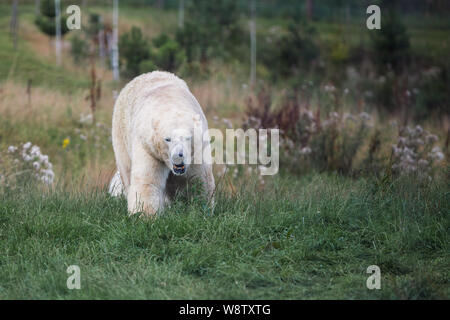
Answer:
[370,72,397,111]
[175,23,200,63]
[119,26,151,77]
[35,0,70,37]
[70,35,89,63]
[261,20,320,78]
[39,0,56,18]
[370,9,410,74]
[307,115,371,175]
[414,66,450,119]
[35,15,70,37]
[86,13,103,38]
[139,59,157,74]
[152,33,170,48]
[329,41,350,65]
[152,34,185,72]
[120,28,185,77]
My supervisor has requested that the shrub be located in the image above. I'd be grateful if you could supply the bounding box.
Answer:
[139,59,157,74]
[260,20,319,79]
[86,13,103,39]
[0,142,55,189]
[281,110,373,175]
[370,6,410,75]
[391,125,444,179]
[35,0,70,37]
[152,33,170,48]
[70,35,89,63]
[152,34,185,72]
[414,66,450,119]
[120,28,186,77]
[176,0,243,62]
[244,88,376,176]
[243,86,446,178]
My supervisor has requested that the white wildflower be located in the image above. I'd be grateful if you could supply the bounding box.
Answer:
[418,159,429,168]
[343,113,357,122]
[8,146,17,153]
[30,145,41,157]
[32,161,40,170]
[414,125,423,136]
[425,134,438,144]
[431,146,442,153]
[299,147,312,155]
[222,118,232,129]
[359,112,371,121]
[79,114,93,125]
[330,112,339,120]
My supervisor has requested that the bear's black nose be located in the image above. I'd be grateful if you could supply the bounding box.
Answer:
[178,152,183,157]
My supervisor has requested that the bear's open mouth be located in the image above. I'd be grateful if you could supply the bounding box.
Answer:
[172,163,186,175]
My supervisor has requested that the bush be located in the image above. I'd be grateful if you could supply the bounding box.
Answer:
[260,20,319,79]
[152,33,170,48]
[35,15,70,37]
[244,88,377,176]
[0,142,55,189]
[70,35,89,63]
[370,8,410,75]
[120,28,186,77]
[119,26,151,77]
[176,0,243,62]
[35,0,70,37]
[391,125,444,179]
[243,86,447,177]
[86,13,103,39]
[139,60,157,74]
[414,66,450,119]
[152,35,185,72]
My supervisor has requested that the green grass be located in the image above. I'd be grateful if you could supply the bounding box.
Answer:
[0,174,448,299]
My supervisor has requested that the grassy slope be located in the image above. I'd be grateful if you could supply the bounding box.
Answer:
[0,5,90,92]
[0,4,449,300]
[0,174,448,299]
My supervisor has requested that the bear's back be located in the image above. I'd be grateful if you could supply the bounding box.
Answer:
[119,71,189,111]
[112,71,205,159]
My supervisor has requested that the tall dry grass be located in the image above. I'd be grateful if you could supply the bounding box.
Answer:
[0,80,114,124]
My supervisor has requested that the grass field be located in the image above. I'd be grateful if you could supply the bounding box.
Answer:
[0,174,448,299]
[0,3,449,300]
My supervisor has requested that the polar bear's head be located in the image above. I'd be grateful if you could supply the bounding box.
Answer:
[163,128,193,176]
[152,113,202,176]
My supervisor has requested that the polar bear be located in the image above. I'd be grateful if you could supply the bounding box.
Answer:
[110,71,215,216]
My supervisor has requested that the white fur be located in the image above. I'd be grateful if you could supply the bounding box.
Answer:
[108,171,124,197]
[110,71,215,216]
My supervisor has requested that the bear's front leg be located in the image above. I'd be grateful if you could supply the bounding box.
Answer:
[127,141,170,217]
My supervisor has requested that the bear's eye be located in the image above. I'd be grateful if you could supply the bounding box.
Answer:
[165,137,171,142]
